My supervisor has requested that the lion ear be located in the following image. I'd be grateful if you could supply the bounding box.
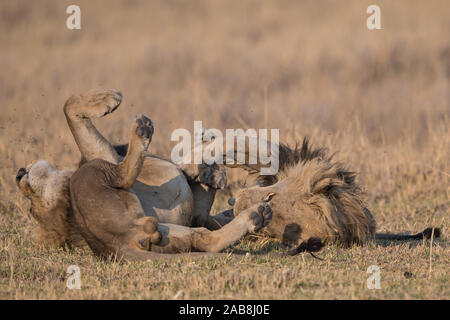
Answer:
[262,192,276,202]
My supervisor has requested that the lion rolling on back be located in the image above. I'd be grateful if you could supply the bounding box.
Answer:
[16,88,441,259]
[17,115,274,260]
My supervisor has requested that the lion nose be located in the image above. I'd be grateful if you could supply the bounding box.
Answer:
[16,168,27,182]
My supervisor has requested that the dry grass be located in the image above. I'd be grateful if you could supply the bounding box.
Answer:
[0,0,448,299]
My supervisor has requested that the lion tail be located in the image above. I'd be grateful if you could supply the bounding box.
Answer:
[375,227,441,241]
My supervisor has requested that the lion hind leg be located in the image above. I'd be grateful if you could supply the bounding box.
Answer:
[64,89,123,164]
[64,89,122,119]
[134,216,163,247]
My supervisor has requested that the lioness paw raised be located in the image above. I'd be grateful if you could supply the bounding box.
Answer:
[85,89,122,111]
[134,115,154,150]
[65,89,122,119]
[248,203,273,233]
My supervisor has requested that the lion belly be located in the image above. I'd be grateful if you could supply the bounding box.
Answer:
[132,156,194,226]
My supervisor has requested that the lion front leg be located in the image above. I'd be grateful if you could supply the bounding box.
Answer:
[191,202,273,252]
[115,115,154,189]
[151,203,272,254]
[204,209,235,230]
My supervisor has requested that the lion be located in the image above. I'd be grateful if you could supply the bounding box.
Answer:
[16,88,440,258]
[16,114,273,260]
[222,138,441,252]
[176,128,440,251]
[16,89,266,252]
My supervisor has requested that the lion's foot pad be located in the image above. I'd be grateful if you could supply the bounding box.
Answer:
[71,89,122,119]
[249,203,273,232]
[136,216,162,246]
[87,89,122,112]
[136,115,153,137]
[134,115,154,149]
[198,164,227,189]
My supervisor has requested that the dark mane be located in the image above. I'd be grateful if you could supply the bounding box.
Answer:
[256,137,356,188]
[279,137,327,170]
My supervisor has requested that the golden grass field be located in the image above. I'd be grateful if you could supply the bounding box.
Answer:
[0,0,448,299]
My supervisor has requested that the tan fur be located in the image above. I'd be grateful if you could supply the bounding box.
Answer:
[16,161,86,248]
[16,89,229,249]
[228,137,437,247]
[18,89,433,256]
[17,115,273,260]
[231,139,376,247]
[63,89,225,228]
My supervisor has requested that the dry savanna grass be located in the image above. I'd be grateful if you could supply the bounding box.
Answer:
[0,0,448,299]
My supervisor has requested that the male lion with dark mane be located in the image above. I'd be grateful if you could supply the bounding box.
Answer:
[225,139,440,254]
[16,89,440,260]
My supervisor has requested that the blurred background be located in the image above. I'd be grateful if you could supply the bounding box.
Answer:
[0,0,448,230]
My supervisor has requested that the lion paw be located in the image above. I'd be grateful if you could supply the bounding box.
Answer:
[84,89,122,115]
[65,89,122,119]
[248,203,273,233]
[136,216,162,246]
[134,115,154,150]
[198,164,227,189]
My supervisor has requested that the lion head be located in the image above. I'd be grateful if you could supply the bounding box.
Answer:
[16,160,84,247]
